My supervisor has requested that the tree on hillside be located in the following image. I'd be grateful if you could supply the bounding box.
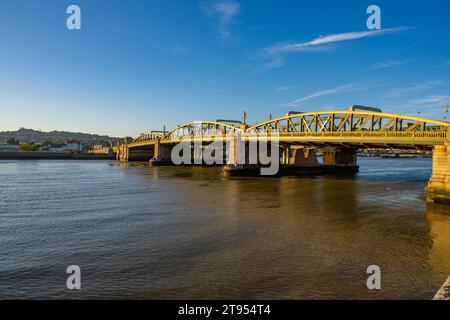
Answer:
[18,143,40,152]
[51,139,65,147]
[41,140,52,147]
[6,137,20,145]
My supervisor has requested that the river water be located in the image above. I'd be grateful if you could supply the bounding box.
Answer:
[0,158,449,299]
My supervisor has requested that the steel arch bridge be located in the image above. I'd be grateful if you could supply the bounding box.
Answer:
[120,110,449,150]
[125,131,165,148]
[246,110,449,148]
[160,120,242,142]
[113,107,450,204]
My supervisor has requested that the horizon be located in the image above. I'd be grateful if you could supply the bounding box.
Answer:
[1,0,450,137]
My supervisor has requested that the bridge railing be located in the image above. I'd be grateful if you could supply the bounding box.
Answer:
[273,131,448,140]
[130,132,163,144]
[142,130,448,141]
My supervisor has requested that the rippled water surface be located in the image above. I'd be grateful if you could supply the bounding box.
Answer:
[0,158,449,299]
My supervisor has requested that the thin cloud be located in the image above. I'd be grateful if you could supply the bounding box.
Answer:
[378,80,450,118]
[265,27,413,55]
[371,60,412,69]
[280,83,369,107]
[410,95,450,107]
[384,95,450,116]
[262,56,284,70]
[386,80,447,98]
[256,27,414,71]
[275,86,292,92]
[200,0,241,39]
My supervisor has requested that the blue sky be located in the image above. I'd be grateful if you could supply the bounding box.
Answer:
[0,0,449,137]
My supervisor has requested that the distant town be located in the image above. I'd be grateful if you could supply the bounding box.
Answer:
[0,128,127,158]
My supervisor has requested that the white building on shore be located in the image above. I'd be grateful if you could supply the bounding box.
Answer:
[48,140,83,152]
[0,144,19,151]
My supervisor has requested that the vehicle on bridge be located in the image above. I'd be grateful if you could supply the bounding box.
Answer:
[349,105,382,113]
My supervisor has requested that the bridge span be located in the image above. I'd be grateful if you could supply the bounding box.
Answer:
[114,107,450,204]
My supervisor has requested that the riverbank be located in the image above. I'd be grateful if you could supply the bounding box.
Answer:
[0,151,115,160]
[358,149,432,158]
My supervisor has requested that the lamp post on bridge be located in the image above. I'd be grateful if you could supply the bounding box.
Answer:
[241,111,248,131]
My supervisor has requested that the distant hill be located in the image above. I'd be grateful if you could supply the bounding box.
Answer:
[0,128,124,147]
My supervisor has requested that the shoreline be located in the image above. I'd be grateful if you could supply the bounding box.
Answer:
[0,151,115,160]
[0,152,433,161]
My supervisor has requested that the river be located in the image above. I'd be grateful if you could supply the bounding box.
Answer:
[0,158,449,299]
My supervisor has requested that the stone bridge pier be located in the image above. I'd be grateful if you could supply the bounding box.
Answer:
[224,142,322,176]
[223,138,283,176]
[283,147,319,167]
[128,148,154,161]
[426,143,450,204]
[150,142,174,166]
[322,147,359,173]
[116,145,154,162]
[116,144,128,162]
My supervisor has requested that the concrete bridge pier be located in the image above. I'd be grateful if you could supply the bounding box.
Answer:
[150,143,174,166]
[279,147,323,175]
[191,144,226,166]
[224,143,323,176]
[117,144,129,162]
[128,148,154,162]
[116,145,154,162]
[426,144,450,204]
[223,140,261,176]
[322,147,359,173]
[290,148,320,166]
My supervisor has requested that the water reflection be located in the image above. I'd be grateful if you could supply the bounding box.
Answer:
[426,203,450,294]
[0,159,449,299]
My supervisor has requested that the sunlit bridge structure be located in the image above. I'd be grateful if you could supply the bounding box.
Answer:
[163,121,242,141]
[114,106,450,204]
